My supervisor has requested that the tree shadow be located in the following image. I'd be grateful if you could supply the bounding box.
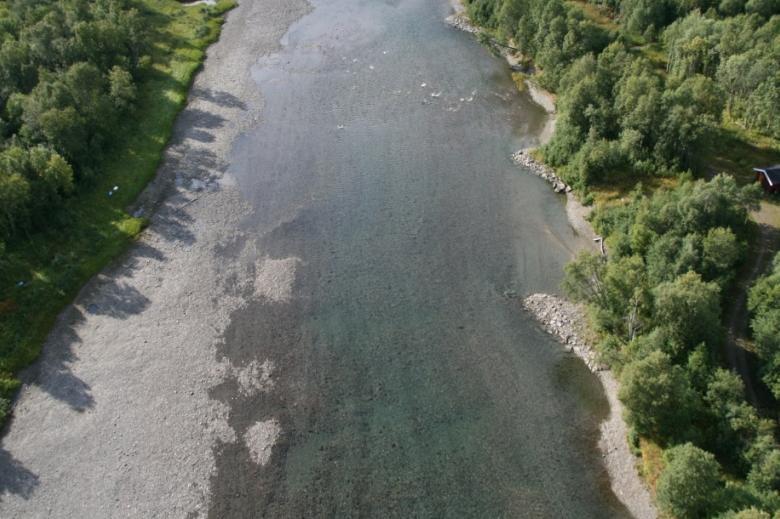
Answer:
[0,447,39,500]
[177,107,227,132]
[149,199,198,246]
[22,306,95,413]
[126,242,167,265]
[85,281,151,319]
[188,128,216,144]
[18,258,158,413]
[192,87,248,111]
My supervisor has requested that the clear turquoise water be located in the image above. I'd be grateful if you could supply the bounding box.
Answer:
[208,0,630,516]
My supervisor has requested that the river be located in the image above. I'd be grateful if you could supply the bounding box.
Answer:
[208,0,630,516]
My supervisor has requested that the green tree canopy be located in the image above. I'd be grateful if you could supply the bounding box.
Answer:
[619,350,699,442]
[657,443,725,518]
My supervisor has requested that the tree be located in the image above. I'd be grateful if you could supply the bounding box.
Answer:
[653,271,722,355]
[747,440,780,494]
[655,75,725,167]
[717,507,771,519]
[748,253,780,399]
[745,0,780,17]
[621,0,678,34]
[705,368,762,470]
[615,60,664,149]
[0,144,73,237]
[108,65,136,111]
[664,12,722,81]
[0,164,31,239]
[702,227,743,286]
[657,443,725,518]
[619,350,698,441]
[563,251,607,304]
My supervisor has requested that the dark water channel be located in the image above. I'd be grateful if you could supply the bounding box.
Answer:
[209,0,630,516]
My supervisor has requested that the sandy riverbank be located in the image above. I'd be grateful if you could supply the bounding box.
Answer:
[0,0,311,515]
[523,295,656,519]
[446,4,657,518]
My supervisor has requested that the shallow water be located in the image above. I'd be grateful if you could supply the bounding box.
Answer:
[209,0,630,516]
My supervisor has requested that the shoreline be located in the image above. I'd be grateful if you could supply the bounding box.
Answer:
[446,4,657,518]
[445,1,594,251]
[0,0,313,514]
[523,295,656,519]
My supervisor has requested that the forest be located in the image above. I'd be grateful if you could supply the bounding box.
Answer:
[463,0,780,517]
[0,0,145,240]
[468,0,778,189]
[0,0,232,423]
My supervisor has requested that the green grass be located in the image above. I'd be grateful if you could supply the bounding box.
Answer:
[567,0,619,32]
[700,115,780,185]
[640,438,665,495]
[0,0,235,423]
[698,113,780,229]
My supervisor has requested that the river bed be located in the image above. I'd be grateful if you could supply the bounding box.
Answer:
[210,0,631,516]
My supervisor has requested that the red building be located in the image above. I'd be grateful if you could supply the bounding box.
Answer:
[754,166,780,194]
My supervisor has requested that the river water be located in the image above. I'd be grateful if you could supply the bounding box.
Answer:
[209,0,630,516]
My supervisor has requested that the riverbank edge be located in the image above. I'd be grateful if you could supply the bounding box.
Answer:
[522,294,656,519]
[0,0,236,426]
[445,4,657,518]
[0,0,315,514]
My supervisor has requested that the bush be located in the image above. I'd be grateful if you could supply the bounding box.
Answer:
[619,351,699,442]
[748,253,780,399]
[657,443,725,518]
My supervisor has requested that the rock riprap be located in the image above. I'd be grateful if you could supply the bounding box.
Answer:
[512,149,571,194]
[444,13,479,33]
[522,293,603,372]
[522,293,659,519]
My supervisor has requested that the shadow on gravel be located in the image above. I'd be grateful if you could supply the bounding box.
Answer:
[149,199,198,246]
[26,308,96,413]
[192,87,248,110]
[178,108,227,132]
[23,269,155,413]
[86,281,151,320]
[188,128,217,144]
[127,242,167,264]
[0,447,39,500]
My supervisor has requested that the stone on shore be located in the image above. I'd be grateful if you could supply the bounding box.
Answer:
[511,149,572,195]
[522,293,605,372]
[444,14,479,34]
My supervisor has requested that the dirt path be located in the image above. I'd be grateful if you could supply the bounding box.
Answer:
[723,212,779,407]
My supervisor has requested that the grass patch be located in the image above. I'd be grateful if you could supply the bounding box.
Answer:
[700,113,780,230]
[587,173,678,209]
[0,0,235,424]
[639,438,666,494]
[567,0,619,32]
[634,42,667,71]
[700,116,780,185]
[511,71,528,92]
[753,201,780,230]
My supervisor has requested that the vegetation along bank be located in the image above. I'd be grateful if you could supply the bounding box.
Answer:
[460,0,780,517]
[0,0,235,425]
